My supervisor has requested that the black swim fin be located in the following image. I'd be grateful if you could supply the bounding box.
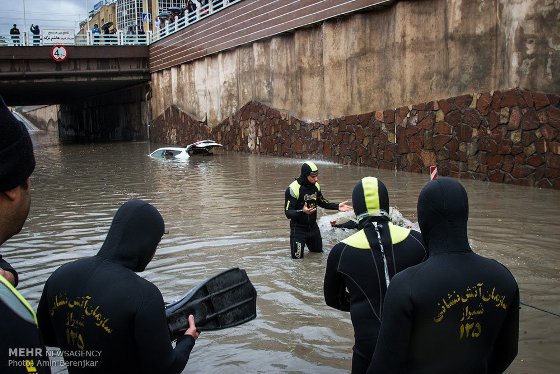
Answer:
[165,267,257,340]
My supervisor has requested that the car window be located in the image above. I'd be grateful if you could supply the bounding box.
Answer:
[151,149,187,159]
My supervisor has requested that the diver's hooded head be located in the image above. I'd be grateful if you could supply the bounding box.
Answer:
[417,177,470,255]
[352,177,390,225]
[97,199,165,272]
[297,161,319,186]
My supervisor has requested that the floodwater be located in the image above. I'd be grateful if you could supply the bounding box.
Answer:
[4,131,559,373]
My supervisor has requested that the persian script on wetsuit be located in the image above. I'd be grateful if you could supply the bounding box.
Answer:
[433,282,509,339]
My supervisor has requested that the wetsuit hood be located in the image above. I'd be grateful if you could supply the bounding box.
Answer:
[352,177,390,225]
[296,161,318,187]
[97,199,165,272]
[417,177,471,255]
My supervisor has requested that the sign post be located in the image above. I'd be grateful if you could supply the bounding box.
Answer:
[430,166,438,180]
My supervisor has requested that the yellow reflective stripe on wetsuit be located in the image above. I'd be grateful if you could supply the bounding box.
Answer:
[288,180,322,203]
[342,223,411,249]
[289,180,301,200]
[0,274,38,325]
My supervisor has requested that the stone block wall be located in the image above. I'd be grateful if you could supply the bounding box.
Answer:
[150,88,560,189]
[150,105,210,146]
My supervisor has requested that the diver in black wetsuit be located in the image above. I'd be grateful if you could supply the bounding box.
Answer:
[368,177,519,374]
[284,161,352,259]
[324,177,426,374]
[37,200,200,373]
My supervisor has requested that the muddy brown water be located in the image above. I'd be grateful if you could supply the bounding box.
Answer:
[3,133,559,373]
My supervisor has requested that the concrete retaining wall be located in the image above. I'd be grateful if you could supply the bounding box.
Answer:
[21,105,60,132]
[150,0,560,126]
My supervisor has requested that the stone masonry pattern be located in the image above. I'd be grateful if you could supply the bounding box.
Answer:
[151,88,560,189]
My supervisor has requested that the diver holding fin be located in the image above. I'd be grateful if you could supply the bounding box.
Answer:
[38,200,199,373]
[166,267,258,340]
[38,200,258,372]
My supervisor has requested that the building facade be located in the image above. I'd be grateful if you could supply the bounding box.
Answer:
[117,0,186,34]
[77,0,197,37]
[78,1,117,36]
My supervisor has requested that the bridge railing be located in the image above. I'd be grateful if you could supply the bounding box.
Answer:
[0,31,151,47]
[152,0,242,42]
[0,0,240,47]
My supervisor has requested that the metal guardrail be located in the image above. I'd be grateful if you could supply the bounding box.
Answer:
[152,0,242,42]
[0,31,150,47]
[0,0,241,47]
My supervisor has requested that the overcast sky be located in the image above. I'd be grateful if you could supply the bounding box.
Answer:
[0,0,91,35]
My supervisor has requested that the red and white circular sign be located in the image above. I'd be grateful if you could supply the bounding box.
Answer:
[51,45,68,62]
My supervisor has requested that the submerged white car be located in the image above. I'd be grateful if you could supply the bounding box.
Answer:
[149,140,223,160]
[149,147,189,160]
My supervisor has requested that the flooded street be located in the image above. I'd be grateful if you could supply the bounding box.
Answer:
[3,132,560,373]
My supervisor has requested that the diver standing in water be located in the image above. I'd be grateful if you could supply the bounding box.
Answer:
[368,177,519,374]
[324,177,426,373]
[284,161,352,259]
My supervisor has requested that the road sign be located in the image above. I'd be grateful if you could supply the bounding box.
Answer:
[94,1,103,12]
[51,45,68,62]
[43,29,75,46]
[142,12,151,23]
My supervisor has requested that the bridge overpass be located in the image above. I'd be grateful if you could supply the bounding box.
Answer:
[0,46,149,106]
[0,0,245,106]
[0,0,254,141]
[0,0,391,107]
